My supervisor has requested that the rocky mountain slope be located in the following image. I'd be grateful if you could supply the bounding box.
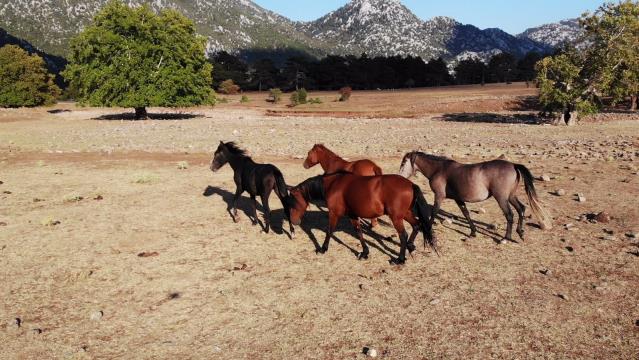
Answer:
[0,0,580,64]
[517,19,583,48]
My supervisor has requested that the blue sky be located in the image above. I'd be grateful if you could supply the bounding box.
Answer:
[253,0,608,34]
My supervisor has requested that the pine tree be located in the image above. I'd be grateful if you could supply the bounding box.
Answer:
[0,45,60,107]
[62,0,213,119]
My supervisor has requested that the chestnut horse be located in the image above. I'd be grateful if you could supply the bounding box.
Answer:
[288,172,435,265]
[399,152,552,242]
[210,141,294,237]
[303,144,383,227]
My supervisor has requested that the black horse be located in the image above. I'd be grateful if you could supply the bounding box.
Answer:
[210,141,294,238]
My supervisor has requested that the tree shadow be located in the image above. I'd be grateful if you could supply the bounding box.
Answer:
[93,112,204,121]
[437,112,552,125]
[203,186,287,236]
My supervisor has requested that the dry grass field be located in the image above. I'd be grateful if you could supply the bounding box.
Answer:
[1,83,638,359]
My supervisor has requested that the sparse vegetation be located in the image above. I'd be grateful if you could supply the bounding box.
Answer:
[132,173,159,184]
[63,194,84,203]
[269,88,282,103]
[177,161,189,170]
[338,87,352,102]
[218,79,241,95]
[0,45,60,108]
[308,97,322,104]
[290,88,308,106]
[240,95,250,103]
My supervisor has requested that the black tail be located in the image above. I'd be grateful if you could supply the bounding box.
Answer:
[273,169,289,200]
[412,184,437,253]
[514,164,552,230]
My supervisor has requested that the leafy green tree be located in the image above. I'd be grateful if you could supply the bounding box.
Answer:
[581,0,639,110]
[0,45,60,107]
[535,53,596,124]
[250,59,279,92]
[62,0,213,119]
[210,51,249,89]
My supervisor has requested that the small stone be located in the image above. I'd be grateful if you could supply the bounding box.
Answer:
[90,310,103,321]
[232,129,239,136]
[635,319,639,327]
[362,347,378,358]
[564,223,575,230]
[3,191,12,194]
[94,195,103,201]
[478,208,487,214]
[565,246,574,253]
[28,328,43,336]
[441,218,453,225]
[594,212,611,223]
[540,174,551,182]
[8,317,21,329]
[539,268,551,276]
[429,298,441,305]
[0,222,6,226]
[555,189,566,196]
[602,235,616,241]
[626,231,637,239]
[577,194,586,203]
[555,293,568,301]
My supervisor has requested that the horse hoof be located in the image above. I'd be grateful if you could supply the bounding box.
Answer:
[316,248,327,255]
[358,253,369,260]
[290,232,296,240]
[470,232,477,238]
[389,258,406,266]
[233,217,240,223]
[407,244,416,254]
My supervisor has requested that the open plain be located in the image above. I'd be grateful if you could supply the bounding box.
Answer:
[1,84,638,359]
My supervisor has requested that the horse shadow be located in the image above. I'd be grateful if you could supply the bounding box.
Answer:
[297,205,401,260]
[203,186,288,236]
[436,209,506,243]
[437,112,552,125]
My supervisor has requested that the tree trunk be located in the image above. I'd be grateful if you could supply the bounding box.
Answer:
[134,107,148,120]
[631,95,638,111]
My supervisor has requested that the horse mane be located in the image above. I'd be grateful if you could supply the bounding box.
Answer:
[293,175,326,203]
[223,141,250,158]
[415,152,452,162]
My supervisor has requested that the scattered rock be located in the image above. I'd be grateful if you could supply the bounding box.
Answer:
[635,319,639,327]
[626,231,637,239]
[0,222,6,226]
[3,191,12,194]
[478,208,487,214]
[555,189,566,196]
[429,298,441,305]
[28,328,43,336]
[90,310,103,321]
[137,251,159,258]
[94,195,103,201]
[232,129,239,136]
[576,194,586,203]
[565,246,574,253]
[33,198,45,203]
[362,347,378,358]
[564,223,575,230]
[232,263,248,271]
[0,181,3,185]
[555,293,568,301]
[42,218,61,227]
[540,174,551,182]
[539,268,551,276]
[594,212,611,223]
[602,234,616,241]
[441,218,453,225]
[8,317,21,329]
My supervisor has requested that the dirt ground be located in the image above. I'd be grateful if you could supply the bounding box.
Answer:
[1,84,639,359]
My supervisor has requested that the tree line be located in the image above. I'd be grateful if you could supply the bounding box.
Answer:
[211,50,545,92]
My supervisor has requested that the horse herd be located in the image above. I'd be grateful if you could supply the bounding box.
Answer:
[210,142,553,265]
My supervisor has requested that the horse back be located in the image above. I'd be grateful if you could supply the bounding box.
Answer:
[329,174,413,218]
[348,159,383,176]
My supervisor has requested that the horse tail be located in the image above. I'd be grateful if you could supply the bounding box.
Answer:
[514,164,553,230]
[273,169,289,200]
[412,184,437,253]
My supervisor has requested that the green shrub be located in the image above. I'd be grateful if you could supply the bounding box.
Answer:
[308,97,322,104]
[269,88,282,103]
[240,95,249,103]
[218,79,240,95]
[290,88,308,106]
[0,45,60,107]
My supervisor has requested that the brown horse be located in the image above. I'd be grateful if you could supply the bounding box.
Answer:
[288,172,435,265]
[399,152,552,242]
[303,144,383,227]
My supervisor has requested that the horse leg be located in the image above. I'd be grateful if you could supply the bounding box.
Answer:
[510,196,526,240]
[276,191,295,239]
[318,212,339,254]
[429,194,444,243]
[496,197,514,242]
[404,212,419,253]
[350,218,369,260]
[370,218,378,228]
[231,188,243,223]
[260,190,272,234]
[250,194,259,225]
[455,200,477,237]
[390,218,408,265]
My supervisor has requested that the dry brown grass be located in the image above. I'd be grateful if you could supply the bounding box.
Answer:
[1,84,638,359]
